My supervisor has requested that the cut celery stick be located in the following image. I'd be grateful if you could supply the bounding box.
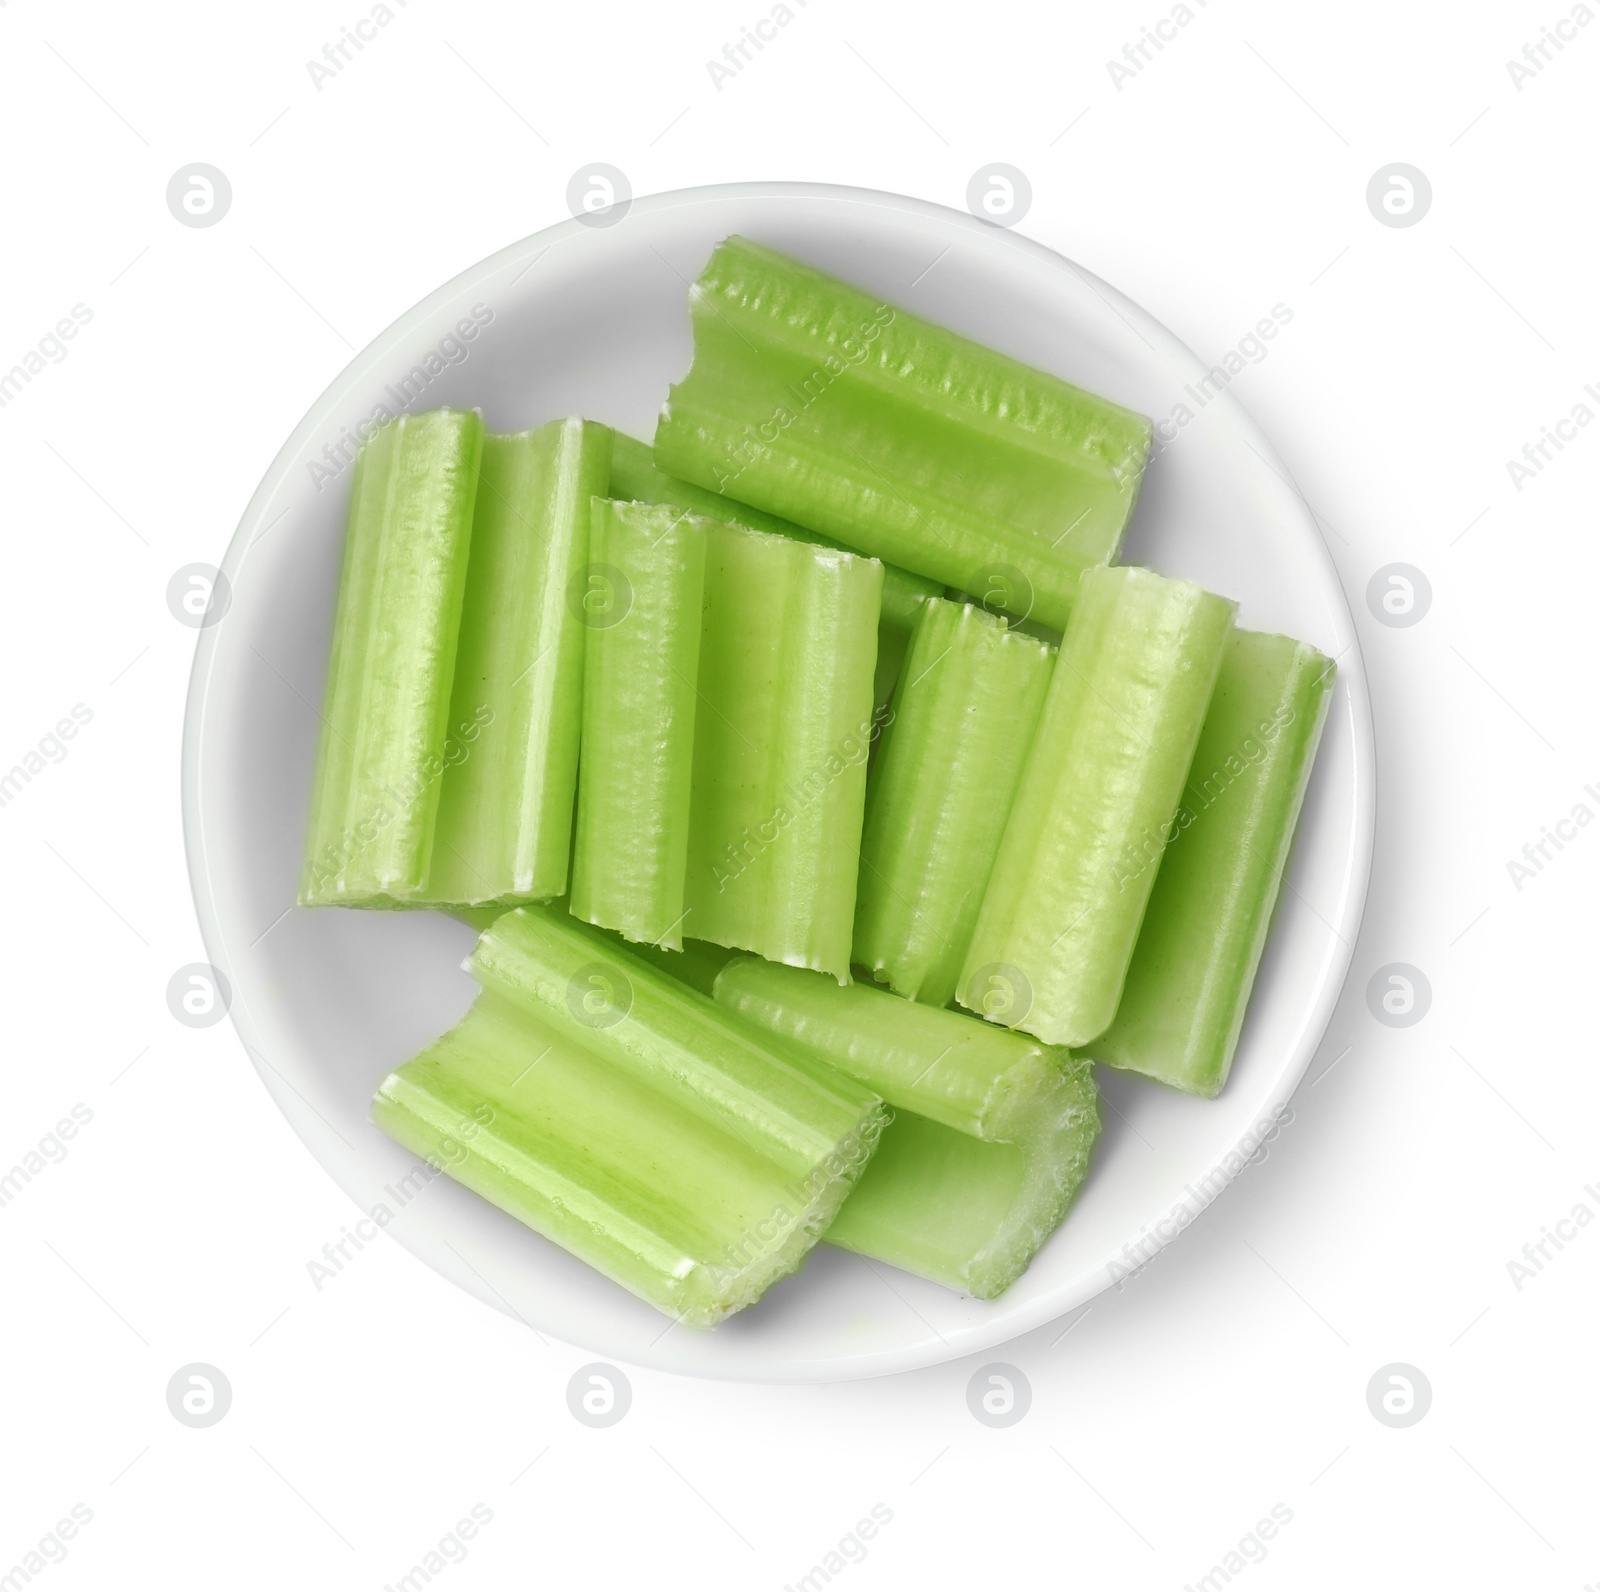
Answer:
[713,957,1066,1142]
[960,565,1236,1047]
[374,906,886,1326]
[570,500,707,948]
[609,431,933,709]
[418,419,611,906]
[1094,631,1335,1096]
[302,410,484,906]
[827,1057,1100,1299]
[376,1003,863,1328]
[855,598,1054,1006]
[683,523,882,980]
[472,907,882,1152]
[652,236,1153,630]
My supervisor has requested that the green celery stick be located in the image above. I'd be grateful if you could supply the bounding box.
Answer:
[652,236,1153,630]
[374,906,887,1326]
[472,907,881,1153]
[827,1059,1100,1299]
[713,957,1066,1142]
[684,523,882,980]
[609,430,933,709]
[1093,631,1336,1096]
[855,597,1054,1006]
[710,954,1098,1295]
[570,500,708,948]
[419,419,612,906]
[960,565,1236,1047]
[301,409,484,906]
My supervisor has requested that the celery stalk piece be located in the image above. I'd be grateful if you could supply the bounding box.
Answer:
[301,409,484,906]
[418,419,612,906]
[827,1058,1100,1299]
[855,598,1055,1006]
[569,500,708,949]
[472,907,883,1156]
[609,430,934,709]
[652,236,1153,630]
[1093,631,1336,1096]
[960,566,1236,1047]
[373,906,887,1327]
[683,523,882,980]
[713,957,1067,1142]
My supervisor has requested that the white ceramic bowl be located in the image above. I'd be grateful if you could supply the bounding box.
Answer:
[182,181,1373,1382]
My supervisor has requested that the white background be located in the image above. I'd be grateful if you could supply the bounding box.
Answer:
[2,0,1596,1587]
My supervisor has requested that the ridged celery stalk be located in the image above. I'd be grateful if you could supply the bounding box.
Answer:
[960,565,1236,1047]
[683,523,882,980]
[710,957,1098,1297]
[301,409,483,906]
[1094,631,1335,1095]
[854,598,1054,1006]
[653,236,1152,629]
[712,957,1062,1142]
[570,500,708,948]
[373,907,887,1326]
[421,418,612,905]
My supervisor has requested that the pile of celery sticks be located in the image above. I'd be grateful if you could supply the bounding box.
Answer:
[300,236,1334,1328]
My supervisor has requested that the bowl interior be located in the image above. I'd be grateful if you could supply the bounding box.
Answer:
[184,183,1371,1381]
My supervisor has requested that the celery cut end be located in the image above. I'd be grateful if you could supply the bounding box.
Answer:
[827,1055,1100,1299]
[372,907,887,1325]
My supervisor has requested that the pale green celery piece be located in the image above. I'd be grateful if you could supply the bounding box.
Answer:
[712,956,1068,1142]
[374,905,887,1327]
[827,1057,1100,1299]
[609,430,932,710]
[473,906,883,1157]
[855,598,1055,1007]
[374,1001,858,1329]
[301,409,483,906]
[1093,631,1336,1096]
[419,419,612,906]
[569,500,707,949]
[652,236,1153,630]
[683,523,882,980]
[960,565,1236,1048]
